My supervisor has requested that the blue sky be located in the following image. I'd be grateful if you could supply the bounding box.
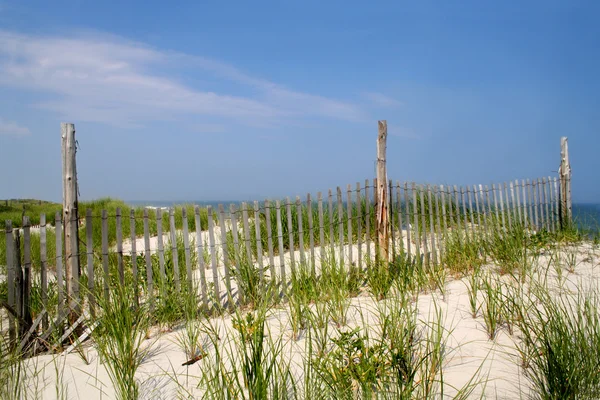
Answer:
[1,1,599,203]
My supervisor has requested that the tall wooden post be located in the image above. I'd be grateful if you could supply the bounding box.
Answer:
[61,123,80,313]
[559,137,572,229]
[5,221,16,343]
[13,229,24,337]
[376,120,389,262]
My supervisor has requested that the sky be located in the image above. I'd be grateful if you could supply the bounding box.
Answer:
[0,1,599,203]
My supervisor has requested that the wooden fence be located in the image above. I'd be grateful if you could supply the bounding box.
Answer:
[2,172,570,352]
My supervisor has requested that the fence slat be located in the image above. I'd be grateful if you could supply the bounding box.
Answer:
[196,206,209,309]
[218,204,232,297]
[477,185,486,236]
[101,210,109,302]
[544,178,551,231]
[498,185,506,229]
[86,210,95,317]
[440,185,447,252]
[484,185,492,235]
[357,183,363,269]
[307,194,315,275]
[207,206,221,307]
[434,186,444,259]
[492,183,499,226]
[143,209,153,310]
[528,179,534,228]
[116,208,124,286]
[404,183,412,259]
[365,181,371,263]
[389,180,395,260]
[182,208,193,291]
[510,180,522,225]
[14,229,22,334]
[521,180,528,227]
[527,179,534,229]
[473,185,481,231]
[296,196,306,266]
[548,177,555,232]
[286,198,296,273]
[346,184,353,266]
[514,180,522,226]
[395,182,403,255]
[373,178,378,257]
[533,180,540,230]
[412,183,421,263]
[129,209,138,307]
[427,186,437,265]
[22,217,32,326]
[550,177,557,232]
[538,179,545,230]
[447,186,454,230]
[156,209,166,284]
[40,214,49,329]
[229,204,242,302]
[544,177,554,232]
[553,177,560,232]
[242,202,253,269]
[318,192,325,264]
[254,201,264,286]
[169,208,181,291]
[337,187,345,265]
[265,200,276,284]
[467,186,475,241]
[529,179,538,230]
[461,186,469,242]
[55,212,64,314]
[454,186,463,238]
[497,184,505,229]
[504,182,512,229]
[542,178,548,230]
[275,200,286,292]
[548,177,554,231]
[543,177,549,231]
[538,178,544,230]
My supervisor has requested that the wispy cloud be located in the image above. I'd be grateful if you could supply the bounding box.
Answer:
[387,124,420,140]
[0,30,367,128]
[0,117,30,136]
[364,92,403,108]
[189,123,229,134]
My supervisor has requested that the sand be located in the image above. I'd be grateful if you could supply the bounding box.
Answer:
[13,232,600,399]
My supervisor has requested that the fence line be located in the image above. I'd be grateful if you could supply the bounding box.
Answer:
[2,174,571,345]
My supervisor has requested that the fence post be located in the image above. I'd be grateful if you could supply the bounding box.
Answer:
[5,221,16,343]
[559,137,572,229]
[61,122,80,317]
[376,120,389,262]
[13,229,24,337]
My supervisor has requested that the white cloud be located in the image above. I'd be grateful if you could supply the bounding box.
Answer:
[364,92,403,108]
[0,30,367,128]
[0,117,30,136]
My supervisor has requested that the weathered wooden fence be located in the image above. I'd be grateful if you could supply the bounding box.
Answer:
[2,171,571,352]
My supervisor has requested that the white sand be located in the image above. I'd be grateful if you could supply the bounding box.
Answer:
[15,233,600,399]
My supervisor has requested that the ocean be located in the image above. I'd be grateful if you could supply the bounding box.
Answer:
[128,200,600,234]
[573,203,600,234]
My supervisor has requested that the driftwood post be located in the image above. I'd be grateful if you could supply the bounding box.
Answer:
[559,137,572,229]
[61,122,80,317]
[376,120,389,262]
[5,221,15,343]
